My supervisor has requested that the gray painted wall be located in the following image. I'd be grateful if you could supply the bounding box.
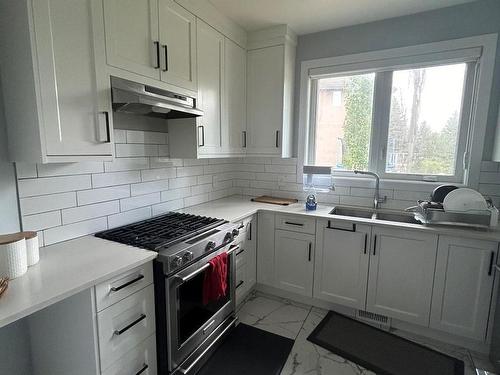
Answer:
[293,0,500,159]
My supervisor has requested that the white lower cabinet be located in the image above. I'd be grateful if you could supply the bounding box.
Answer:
[430,236,498,340]
[257,212,276,287]
[314,220,370,310]
[235,214,257,306]
[366,227,438,326]
[274,229,315,297]
[97,285,156,371]
[102,335,157,375]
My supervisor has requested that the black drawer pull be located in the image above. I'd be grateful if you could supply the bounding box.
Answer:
[327,221,356,232]
[235,248,245,257]
[363,233,368,254]
[236,280,244,289]
[114,314,146,336]
[285,221,304,227]
[136,363,149,375]
[110,274,145,292]
[488,251,495,276]
[373,235,377,256]
[308,243,312,262]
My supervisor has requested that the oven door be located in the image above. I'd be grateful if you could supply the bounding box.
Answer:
[166,243,237,372]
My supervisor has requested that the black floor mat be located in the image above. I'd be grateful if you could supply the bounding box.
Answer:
[307,310,464,375]
[197,323,294,375]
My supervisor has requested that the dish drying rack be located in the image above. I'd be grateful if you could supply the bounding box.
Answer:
[405,200,493,228]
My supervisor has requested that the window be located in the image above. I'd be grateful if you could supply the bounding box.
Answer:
[307,61,474,182]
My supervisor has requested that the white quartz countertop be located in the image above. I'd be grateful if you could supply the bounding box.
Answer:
[181,195,500,242]
[0,236,157,329]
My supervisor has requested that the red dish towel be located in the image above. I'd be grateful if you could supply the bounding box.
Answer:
[202,252,228,305]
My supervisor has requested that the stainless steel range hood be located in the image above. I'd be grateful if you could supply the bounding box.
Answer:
[111,76,203,119]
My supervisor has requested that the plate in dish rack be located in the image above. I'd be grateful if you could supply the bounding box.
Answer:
[442,188,488,213]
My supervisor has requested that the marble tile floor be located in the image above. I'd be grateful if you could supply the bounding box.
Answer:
[237,292,497,375]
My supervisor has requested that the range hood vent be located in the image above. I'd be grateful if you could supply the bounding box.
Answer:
[111,77,203,119]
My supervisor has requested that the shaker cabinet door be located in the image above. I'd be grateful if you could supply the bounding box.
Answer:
[33,0,114,157]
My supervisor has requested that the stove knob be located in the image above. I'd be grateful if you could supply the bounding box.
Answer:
[182,251,193,263]
[171,256,183,269]
[205,241,216,252]
[224,232,233,243]
[232,228,240,237]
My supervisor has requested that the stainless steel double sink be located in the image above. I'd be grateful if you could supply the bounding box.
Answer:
[329,206,422,225]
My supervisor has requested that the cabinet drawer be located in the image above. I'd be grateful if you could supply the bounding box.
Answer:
[275,214,316,234]
[96,263,153,312]
[98,285,156,371]
[102,334,157,375]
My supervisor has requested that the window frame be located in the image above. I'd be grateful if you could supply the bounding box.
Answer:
[297,34,498,189]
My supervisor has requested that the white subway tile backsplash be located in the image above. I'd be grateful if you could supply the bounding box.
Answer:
[126,130,168,144]
[120,193,161,212]
[77,185,130,206]
[130,180,169,196]
[169,176,197,189]
[16,129,500,247]
[20,192,77,215]
[37,162,103,177]
[104,157,149,172]
[18,175,92,198]
[113,129,127,143]
[15,163,38,179]
[177,166,204,177]
[184,193,209,207]
[108,207,152,229]
[152,199,184,215]
[141,167,176,182]
[92,171,141,188]
[115,144,158,157]
[44,217,108,246]
[23,211,61,231]
[62,201,120,224]
[160,187,191,202]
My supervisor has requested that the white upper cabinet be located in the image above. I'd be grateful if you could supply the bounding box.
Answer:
[430,236,498,340]
[366,227,438,326]
[314,220,370,310]
[246,26,296,157]
[274,229,315,297]
[103,0,159,80]
[196,19,224,156]
[223,38,247,155]
[158,0,197,91]
[0,0,114,162]
[103,0,196,92]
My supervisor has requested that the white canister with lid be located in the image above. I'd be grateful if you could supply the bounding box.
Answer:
[0,233,28,279]
[23,231,39,266]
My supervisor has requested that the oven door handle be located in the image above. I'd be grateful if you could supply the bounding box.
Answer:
[174,245,239,284]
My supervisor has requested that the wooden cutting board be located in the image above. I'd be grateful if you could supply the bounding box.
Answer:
[251,196,299,206]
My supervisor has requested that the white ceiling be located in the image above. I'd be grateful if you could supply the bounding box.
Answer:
[208,0,477,35]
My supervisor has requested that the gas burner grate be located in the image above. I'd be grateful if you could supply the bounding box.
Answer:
[95,212,225,251]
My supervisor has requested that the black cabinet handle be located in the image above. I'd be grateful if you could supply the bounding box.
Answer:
[235,248,245,257]
[114,314,146,336]
[308,243,312,262]
[248,222,252,240]
[136,364,149,375]
[373,235,377,256]
[285,221,303,227]
[275,130,280,148]
[153,41,160,69]
[242,131,247,148]
[198,125,205,147]
[110,274,144,292]
[363,233,368,254]
[236,280,244,289]
[163,44,168,71]
[488,251,495,276]
[327,221,356,232]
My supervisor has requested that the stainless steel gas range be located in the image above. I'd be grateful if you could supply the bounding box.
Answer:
[96,212,240,375]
